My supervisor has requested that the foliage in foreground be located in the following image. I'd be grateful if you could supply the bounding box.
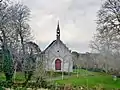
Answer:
[0,83,120,90]
[1,69,120,89]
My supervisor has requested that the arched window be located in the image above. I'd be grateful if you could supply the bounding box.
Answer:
[55,59,61,70]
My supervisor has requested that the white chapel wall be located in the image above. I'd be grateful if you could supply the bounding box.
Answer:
[44,40,73,72]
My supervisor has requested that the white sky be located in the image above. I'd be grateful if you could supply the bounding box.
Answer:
[12,0,104,53]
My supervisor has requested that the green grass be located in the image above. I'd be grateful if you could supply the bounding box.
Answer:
[55,69,120,89]
[1,69,120,89]
[13,72,25,82]
[0,72,5,80]
[0,72,25,82]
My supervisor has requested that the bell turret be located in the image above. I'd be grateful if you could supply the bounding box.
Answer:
[56,21,60,40]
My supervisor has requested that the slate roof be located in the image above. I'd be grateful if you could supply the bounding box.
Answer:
[41,40,56,54]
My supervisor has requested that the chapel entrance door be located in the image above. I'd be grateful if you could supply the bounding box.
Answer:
[55,59,61,70]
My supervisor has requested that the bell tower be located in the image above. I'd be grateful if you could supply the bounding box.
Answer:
[56,21,60,40]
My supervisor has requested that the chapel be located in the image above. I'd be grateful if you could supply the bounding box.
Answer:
[42,22,73,72]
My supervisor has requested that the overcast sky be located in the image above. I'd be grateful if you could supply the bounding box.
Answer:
[13,0,104,53]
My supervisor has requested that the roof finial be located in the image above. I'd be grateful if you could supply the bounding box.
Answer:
[56,20,60,40]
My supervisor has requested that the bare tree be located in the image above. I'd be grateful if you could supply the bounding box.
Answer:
[7,3,32,77]
[22,41,41,85]
[0,0,33,83]
[0,0,15,82]
[96,0,120,51]
[90,0,120,72]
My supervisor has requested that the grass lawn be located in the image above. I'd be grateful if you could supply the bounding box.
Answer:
[55,69,120,89]
[0,72,25,82]
[1,69,120,89]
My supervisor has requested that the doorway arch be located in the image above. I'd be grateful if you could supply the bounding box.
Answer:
[55,59,61,70]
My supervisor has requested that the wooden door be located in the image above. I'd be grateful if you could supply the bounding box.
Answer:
[55,59,61,70]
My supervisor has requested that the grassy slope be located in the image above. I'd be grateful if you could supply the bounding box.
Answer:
[55,69,120,89]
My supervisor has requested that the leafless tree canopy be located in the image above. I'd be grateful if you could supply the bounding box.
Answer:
[90,0,120,72]
[0,0,33,71]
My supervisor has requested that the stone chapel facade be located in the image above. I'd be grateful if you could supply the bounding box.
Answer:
[42,22,73,72]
